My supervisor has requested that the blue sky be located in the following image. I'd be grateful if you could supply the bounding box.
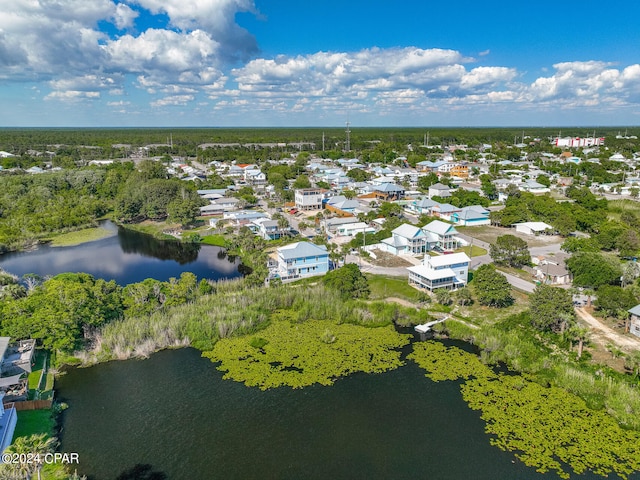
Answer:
[1,0,640,127]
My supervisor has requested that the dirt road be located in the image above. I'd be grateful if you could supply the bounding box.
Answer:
[575,307,640,352]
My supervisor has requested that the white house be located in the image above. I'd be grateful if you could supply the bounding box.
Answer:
[336,222,375,237]
[422,220,460,251]
[380,224,428,255]
[407,252,470,291]
[294,188,324,211]
[274,241,329,278]
[514,221,552,236]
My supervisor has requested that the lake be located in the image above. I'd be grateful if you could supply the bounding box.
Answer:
[55,345,606,480]
[0,222,241,284]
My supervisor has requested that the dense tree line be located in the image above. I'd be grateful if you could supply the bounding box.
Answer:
[0,271,206,354]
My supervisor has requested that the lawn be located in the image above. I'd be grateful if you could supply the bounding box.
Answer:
[121,221,179,240]
[455,289,530,325]
[201,234,227,247]
[454,245,487,257]
[457,225,563,248]
[27,351,54,400]
[367,274,423,302]
[13,409,55,439]
[46,226,114,247]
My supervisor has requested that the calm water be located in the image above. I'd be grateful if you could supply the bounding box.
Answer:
[55,345,612,480]
[0,221,241,284]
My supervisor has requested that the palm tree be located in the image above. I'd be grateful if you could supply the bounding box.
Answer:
[2,434,57,480]
[568,325,590,359]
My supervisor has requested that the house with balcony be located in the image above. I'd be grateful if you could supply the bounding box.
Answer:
[274,241,329,279]
[380,224,428,255]
[407,252,470,291]
[373,183,405,201]
[422,220,460,251]
[294,188,324,211]
[253,218,289,240]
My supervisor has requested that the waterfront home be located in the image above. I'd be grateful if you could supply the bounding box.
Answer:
[275,241,329,279]
[0,393,17,454]
[627,305,640,338]
[253,218,288,240]
[0,338,35,402]
[407,252,470,291]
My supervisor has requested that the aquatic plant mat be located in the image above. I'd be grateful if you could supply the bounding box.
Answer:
[409,342,640,479]
[204,318,410,389]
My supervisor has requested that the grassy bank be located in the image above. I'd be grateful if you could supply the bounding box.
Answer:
[45,226,114,247]
[118,221,179,240]
[13,409,55,439]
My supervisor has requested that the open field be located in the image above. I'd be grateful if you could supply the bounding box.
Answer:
[457,225,563,248]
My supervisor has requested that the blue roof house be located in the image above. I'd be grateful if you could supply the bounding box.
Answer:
[450,205,491,226]
[276,241,329,278]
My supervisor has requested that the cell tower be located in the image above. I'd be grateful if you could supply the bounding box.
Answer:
[345,121,351,152]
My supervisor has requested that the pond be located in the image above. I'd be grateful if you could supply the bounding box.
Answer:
[55,346,600,480]
[0,221,241,284]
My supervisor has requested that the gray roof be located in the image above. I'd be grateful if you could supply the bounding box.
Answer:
[430,183,450,191]
[423,220,457,236]
[278,241,328,260]
[629,304,640,316]
[375,183,405,193]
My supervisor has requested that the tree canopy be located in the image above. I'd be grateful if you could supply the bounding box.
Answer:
[472,265,513,307]
[490,234,530,267]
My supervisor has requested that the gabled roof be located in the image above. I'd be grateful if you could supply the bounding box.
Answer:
[456,205,490,220]
[426,252,470,268]
[429,183,450,191]
[375,182,405,193]
[392,224,425,239]
[414,198,438,208]
[278,241,328,260]
[433,203,460,214]
[422,220,458,236]
[407,265,457,280]
[629,304,640,316]
[514,221,552,231]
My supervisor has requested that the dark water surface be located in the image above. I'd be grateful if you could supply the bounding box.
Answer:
[0,221,240,284]
[55,347,606,480]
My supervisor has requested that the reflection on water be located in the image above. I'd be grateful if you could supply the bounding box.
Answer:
[0,221,240,284]
[118,228,201,264]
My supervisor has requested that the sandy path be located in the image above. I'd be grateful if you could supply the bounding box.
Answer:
[575,307,640,352]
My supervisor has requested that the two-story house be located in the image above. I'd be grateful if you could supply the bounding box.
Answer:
[275,241,329,278]
[295,188,324,211]
[422,220,460,251]
[407,252,471,291]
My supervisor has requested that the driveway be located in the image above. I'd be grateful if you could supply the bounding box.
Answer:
[575,308,640,352]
